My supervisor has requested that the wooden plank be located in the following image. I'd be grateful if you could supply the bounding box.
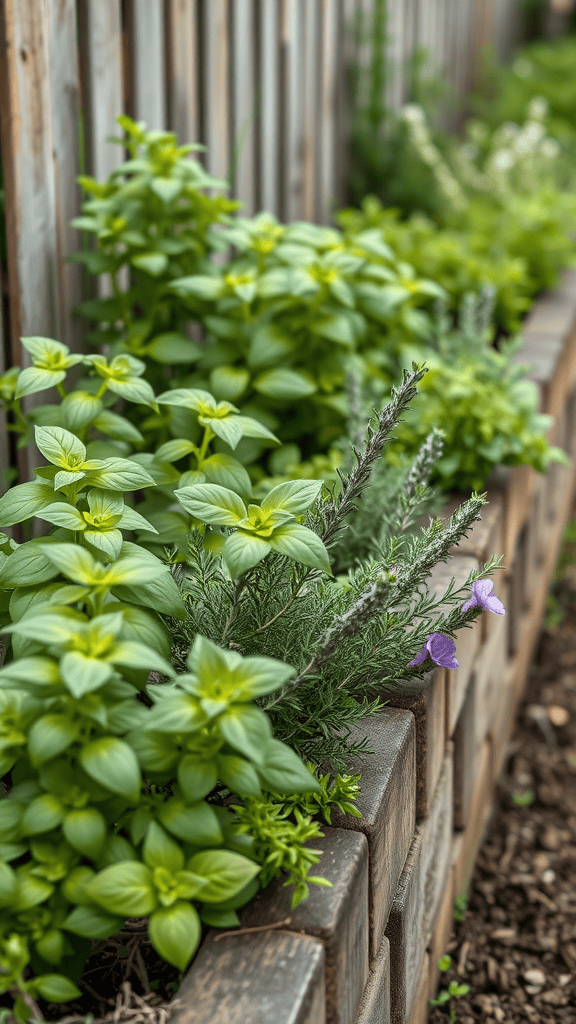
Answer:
[172,930,326,1024]
[330,710,416,957]
[301,0,320,221]
[386,0,403,112]
[47,0,83,352]
[279,0,303,222]
[231,0,256,214]
[203,0,230,184]
[80,0,125,184]
[131,0,167,130]
[0,0,60,359]
[258,0,280,214]
[241,828,369,1024]
[318,0,338,224]
[166,0,199,146]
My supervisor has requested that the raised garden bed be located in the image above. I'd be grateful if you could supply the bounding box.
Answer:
[171,272,576,1024]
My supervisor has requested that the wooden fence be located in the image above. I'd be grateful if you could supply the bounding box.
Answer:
[0,0,522,486]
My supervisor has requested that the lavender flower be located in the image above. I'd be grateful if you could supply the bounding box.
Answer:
[408,632,459,670]
[462,579,505,615]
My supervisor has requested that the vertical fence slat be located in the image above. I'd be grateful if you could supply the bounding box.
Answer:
[302,0,319,221]
[47,0,83,351]
[81,0,125,183]
[318,0,338,224]
[387,0,404,111]
[167,0,199,146]
[401,0,419,103]
[0,0,60,354]
[280,0,303,222]
[131,0,167,130]
[258,0,280,215]
[0,0,61,483]
[231,0,256,215]
[203,0,230,184]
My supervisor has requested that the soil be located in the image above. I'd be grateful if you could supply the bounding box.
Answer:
[430,530,576,1023]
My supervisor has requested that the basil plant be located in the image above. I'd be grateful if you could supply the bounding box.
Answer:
[0,339,321,1012]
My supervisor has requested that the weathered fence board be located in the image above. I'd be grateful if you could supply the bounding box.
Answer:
[166,0,200,146]
[231,0,256,214]
[203,0,230,184]
[130,0,167,130]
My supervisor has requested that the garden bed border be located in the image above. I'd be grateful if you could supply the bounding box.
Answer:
[172,270,576,1024]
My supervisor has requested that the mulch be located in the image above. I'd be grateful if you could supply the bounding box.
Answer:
[430,543,576,1022]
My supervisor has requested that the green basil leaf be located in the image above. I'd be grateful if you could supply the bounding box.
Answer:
[109,640,174,678]
[80,737,142,802]
[148,902,201,971]
[230,415,279,443]
[199,908,240,928]
[202,454,252,499]
[216,754,261,796]
[33,975,82,1003]
[253,368,316,400]
[105,376,158,409]
[36,502,86,531]
[0,539,61,589]
[62,905,124,939]
[116,506,159,535]
[21,795,65,836]
[35,426,86,468]
[247,324,293,369]
[86,861,157,917]
[27,715,79,765]
[177,755,218,802]
[33,927,65,967]
[86,458,156,491]
[60,652,114,697]
[186,850,260,903]
[268,522,332,573]
[217,706,272,764]
[0,481,58,527]
[201,415,243,449]
[175,483,246,526]
[221,531,270,578]
[127,729,179,772]
[257,739,321,794]
[154,438,196,463]
[142,821,184,874]
[61,866,97,905]
[130,250,169,276]
[60,391,103,431]
[92,410,145,444]
[63,808,107,857]
[12,867,54,911]
[84,527,123,560]
[0,862,18,906]
[14,367,66,400]
[145,332,201,365]
[168,275,224,300]
[208,365,250,402]
[159,798,223,846]
[112,573,187,620]
[260,479,323,516]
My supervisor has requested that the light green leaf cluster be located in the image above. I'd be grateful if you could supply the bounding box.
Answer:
[0,349,328,1011]
[175,479,331,577]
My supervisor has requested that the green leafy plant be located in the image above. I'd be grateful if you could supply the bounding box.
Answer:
[0,342,326,1015]
[429,954,470,1021]
[381,292,570,492]
[453,891,468,923]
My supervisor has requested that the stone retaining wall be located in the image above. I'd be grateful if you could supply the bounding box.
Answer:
[172,271,576,1024]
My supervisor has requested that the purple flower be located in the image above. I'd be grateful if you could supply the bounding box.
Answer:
[407,632,459,670]
[462,579,505,615]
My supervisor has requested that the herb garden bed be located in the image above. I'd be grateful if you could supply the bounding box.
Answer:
[171,271,576,1024]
